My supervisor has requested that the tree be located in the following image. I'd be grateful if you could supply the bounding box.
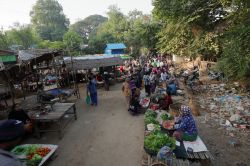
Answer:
[70,15,107,44]
[153,0,226,57]
[63,31,82,55]
[125,13,159,56]
[5,24,39,49]
[87,6,128,54]
[30,0,69,41]
[153,0,250,80]
[38,40,65,49]
[0,29,9,49]
[218,0,250,79]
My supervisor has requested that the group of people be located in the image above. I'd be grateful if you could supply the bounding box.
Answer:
[122,56,178,113]
[122,56,198,141]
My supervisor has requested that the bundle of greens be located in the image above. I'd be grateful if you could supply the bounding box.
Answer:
[144,132,176,154]
[161,113,174,121]
[145,110,159,125]
[145,109,157,118]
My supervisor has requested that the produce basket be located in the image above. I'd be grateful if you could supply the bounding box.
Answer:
[12,144,58,166]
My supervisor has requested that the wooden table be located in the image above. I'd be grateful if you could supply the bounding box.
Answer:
[32,103,77,139]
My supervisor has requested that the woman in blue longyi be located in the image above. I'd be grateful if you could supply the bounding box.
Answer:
[87,75,98,106]
[173,105,198,141]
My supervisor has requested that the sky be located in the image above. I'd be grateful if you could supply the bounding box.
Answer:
[0,0,153,30]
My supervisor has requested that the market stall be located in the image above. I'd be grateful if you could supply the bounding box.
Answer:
[63,54,125,70]
[141,90,214,165]
[11,144,58,166]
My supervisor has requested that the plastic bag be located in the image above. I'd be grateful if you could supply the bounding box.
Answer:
[157,146,173,165]
[85,94,91,105]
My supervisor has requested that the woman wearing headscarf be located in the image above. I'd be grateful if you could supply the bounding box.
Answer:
[173,105,198,141]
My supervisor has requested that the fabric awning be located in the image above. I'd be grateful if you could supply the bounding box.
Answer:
[64,54,125,70]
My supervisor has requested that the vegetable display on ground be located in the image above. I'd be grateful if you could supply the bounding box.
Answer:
[12,145,51,166]
[145,109,159,125]
[144,132,176,155]
[161,113,174,121]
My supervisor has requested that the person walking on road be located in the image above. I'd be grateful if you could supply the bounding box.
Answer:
[122,78,131,109]
[87,75,98,106]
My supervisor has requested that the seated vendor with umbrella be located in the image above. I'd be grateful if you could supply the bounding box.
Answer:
[173,105,198,142]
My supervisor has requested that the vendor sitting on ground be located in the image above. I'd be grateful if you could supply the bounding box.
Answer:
[159,91,173,110]
[167,80,177,95]
[0,119,30,166]
[173,105,198,141]
[128,95,141,114]
[8,104,33,133]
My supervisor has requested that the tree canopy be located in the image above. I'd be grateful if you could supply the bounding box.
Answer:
[153,0,250,79]
[30,0,69,41]
[70,15,107,44]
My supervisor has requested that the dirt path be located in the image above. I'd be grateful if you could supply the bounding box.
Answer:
[25,83,144,166]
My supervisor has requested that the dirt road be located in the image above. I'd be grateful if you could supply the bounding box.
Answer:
[25,83,144,166]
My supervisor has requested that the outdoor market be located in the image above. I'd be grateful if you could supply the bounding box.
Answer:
[0,0,250,165]
[0,44,249,166]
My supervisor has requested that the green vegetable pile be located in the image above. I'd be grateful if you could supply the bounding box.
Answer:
[144,132,176,154]
[12,145,38,155]
[12,145,42,166]
[12,146,27,155]
[27,145,38,155]
[161,113,174,121]
[145,109,157,118]
[26,154,42,166]
[145,109,159,125]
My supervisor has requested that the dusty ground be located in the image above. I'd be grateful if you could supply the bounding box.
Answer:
[9,75,250,166]
[23,83,145,166]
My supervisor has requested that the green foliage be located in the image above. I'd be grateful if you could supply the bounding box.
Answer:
[70,15,107,44]
[62,31,82,55]
[5,24,39,49]
[154,0,225,57]
[87,6,128,54]
[218,24,250,79]
[63,31,82,50]
[0,30,9,49]
[154,0,250,80]
[30,0,69,41]
[88,7,159,56]
[38,40,65,49]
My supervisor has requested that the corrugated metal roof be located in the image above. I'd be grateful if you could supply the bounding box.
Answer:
[105,43,126,50]
[18,49,61,61]
[63,54,125,70]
